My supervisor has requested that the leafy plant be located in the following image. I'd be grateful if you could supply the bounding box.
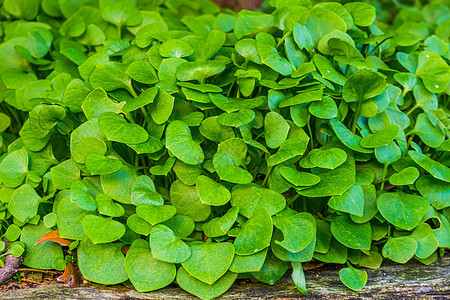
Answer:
[0,0,449,298]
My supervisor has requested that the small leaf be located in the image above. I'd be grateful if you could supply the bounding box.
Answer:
[339,265,368,291]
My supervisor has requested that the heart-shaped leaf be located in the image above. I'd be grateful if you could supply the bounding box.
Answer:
[182,241,235,285]
[234,206,273,255]
[98,112,149,145]
[150,224,191,264]
[196,175,231,206]
[82,215,125,244]
[125,239,176,292]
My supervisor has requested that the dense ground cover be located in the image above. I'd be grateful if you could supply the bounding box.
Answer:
[0,0,449,299]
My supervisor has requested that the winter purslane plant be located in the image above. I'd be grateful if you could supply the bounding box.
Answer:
[0,0,449,298]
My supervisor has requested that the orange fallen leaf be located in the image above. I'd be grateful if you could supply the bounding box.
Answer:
[57,262,81,288]
[35,230,73,247]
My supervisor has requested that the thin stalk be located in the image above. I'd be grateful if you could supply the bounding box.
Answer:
[380,163,388,191]
[262,166,273,187]
[406,104,419,116]
[276,31,292,49]
[351,101,363,133]
[367,38,390,57]
[307,122,314,149]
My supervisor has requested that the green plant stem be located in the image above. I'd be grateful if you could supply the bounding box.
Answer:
[262,166,273,187]
[307,122,314,149]
[276,31,291,49]
[380,163,388,191]
[351,101,363,133]
[367,38,390,57]
[406,104,419,116]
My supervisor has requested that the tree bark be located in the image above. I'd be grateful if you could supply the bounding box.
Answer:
[1,256,448,299]
[0,254,22,286]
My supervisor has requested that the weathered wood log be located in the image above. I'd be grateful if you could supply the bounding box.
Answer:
[1,256,448,299]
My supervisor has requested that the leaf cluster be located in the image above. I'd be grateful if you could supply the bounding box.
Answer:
[0,0,449,298]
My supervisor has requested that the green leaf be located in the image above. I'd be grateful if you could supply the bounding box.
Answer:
[126,61,158,85]
[234,206,273,255]
[251,251,288,285]
[382,236,417,264]
[217,109,256,127]
[309,96,339,119]
[98,112,149,145]
[342,69,386,103]
[279,167,321,187]
[160,39,194,58]
[273,213,316,253]
[123,87,158,113]
[70,180,97,211]
[234,12,275,39]
[409,150,450,183]
[176,61,226,84]
[314,238,348,264]
[360,125,399,148]
[9,184,41,223]
[0,150,28,188]
[350,185,378,224]
[414,113,445,148]
[328,185,364,217]
[416,175,449,210]
[96,193,124,217]
[279,88,323,108]
[136,204,176,225]
[411,223,439,259]
[267,137,309,167]
[229,248,268,273]
[150,224,191,263]
[330,215,371,250]
[377,190,429,231]
[82,88,123,120]
[72,136,107,164]
[235,39,261,64]
[57,196,95,240]
[265,112,290,149]
[182,241,235,285]
[166,120,204,166]
[203,207,239,238]
[101,165,138,204]
[213,138,253,184]
[177,267,237,300]
[298,151,356,197]
[78,238,128,284]
[309,148,347,169]
[329,119,373,154]
[89,62,131,92]
[4,224,21,242]
[257,39,293,76]
[82,215,125,244]
[20,223,64,269]
[101,0,142,27]
[293,24,313,52]
[231,184,286,218]
[339,265,368,291]
[131,175,164,206]
[170,180,211,222]
[291,262,308,296]
[305,7,347,43]
[4,0,39,20]
[389,167,420,186]
[85,154,123,175]
[125,239,176,292]
[344,2,376,27]
[196,175,231,206]
[415,50,450,93]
